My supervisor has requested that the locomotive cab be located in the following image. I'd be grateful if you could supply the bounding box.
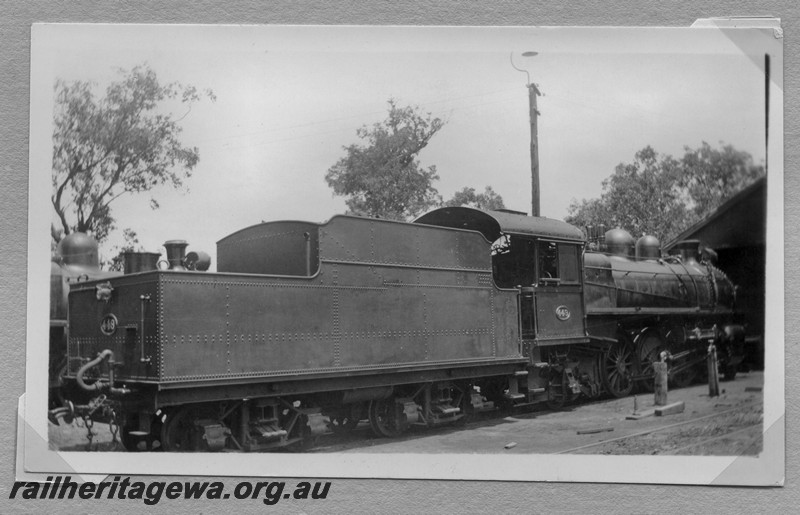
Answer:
[525,238,586,345]
[415,207,589,348]
[493,234,586,345]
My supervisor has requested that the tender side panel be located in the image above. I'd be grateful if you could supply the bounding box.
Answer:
[155,217,524,384]
[319,216,489,270]
[216,221,319,276]
[159,270,523,382]
[332,275,498,366]
[67,275,161,381]
[321,216,520,365]
[493,291,522,357]
[159,276,336,380]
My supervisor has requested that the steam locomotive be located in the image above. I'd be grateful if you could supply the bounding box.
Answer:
[49,232,120,408]
[50,207,745,451]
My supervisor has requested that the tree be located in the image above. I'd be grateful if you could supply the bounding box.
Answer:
[325,99,445,220]
[678,141,765,220]
[444,186,506,210]
[566,146,687,243]
[566,143,765,244]
[51,64,215,244]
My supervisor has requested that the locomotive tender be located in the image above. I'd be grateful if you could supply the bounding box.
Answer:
[54,207,745,451]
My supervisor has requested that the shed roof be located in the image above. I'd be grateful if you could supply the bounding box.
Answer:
[664,176,766,251]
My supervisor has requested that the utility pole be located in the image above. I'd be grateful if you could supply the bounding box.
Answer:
[511,51,542,217]
[528,81,541,217]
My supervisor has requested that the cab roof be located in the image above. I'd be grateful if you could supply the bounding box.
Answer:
[414,206,584,243]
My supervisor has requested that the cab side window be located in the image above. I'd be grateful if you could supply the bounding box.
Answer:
[538,241,558,280]
[558,244,579,284]
[537,241,580,285]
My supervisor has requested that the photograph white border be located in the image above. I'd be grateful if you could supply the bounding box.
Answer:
[21,22,784,487]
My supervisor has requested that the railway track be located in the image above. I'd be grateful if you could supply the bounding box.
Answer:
[554,401,763,456]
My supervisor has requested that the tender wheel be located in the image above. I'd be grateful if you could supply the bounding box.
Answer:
[329,404,362,434]
[635,329,664,393]
[454,386,474,425]
[120,428,139,452]
[120,413,164,452]
[161,406,216,452]
[368,398,405,438]
[121,425,147,452]
[600,338,635,398]
[289,415,317,452]
[480,379,510,410]
[160,407,193,452]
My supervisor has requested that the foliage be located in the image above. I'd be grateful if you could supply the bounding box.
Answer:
[325,99,445,220]
[444,186,506,211]
[566,146,687,243]
[677,142,765,220]
[51,64,215,244]
[566,143,764,244]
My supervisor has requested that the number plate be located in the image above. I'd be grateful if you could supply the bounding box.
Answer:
[100,314,118,336]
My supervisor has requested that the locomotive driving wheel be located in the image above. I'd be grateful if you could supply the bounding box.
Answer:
[600,338,635,398]
[670,363,699,389]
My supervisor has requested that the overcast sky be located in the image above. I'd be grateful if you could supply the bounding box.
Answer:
[30,25,779,268]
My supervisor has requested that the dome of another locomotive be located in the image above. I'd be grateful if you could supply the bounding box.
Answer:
[57,232,99,267]
[604,228,634,257]
[635,235,661,261]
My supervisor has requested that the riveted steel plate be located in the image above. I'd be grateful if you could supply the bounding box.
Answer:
[320,216,490,270]
[159,276,336,379]
[67,274,161,381]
